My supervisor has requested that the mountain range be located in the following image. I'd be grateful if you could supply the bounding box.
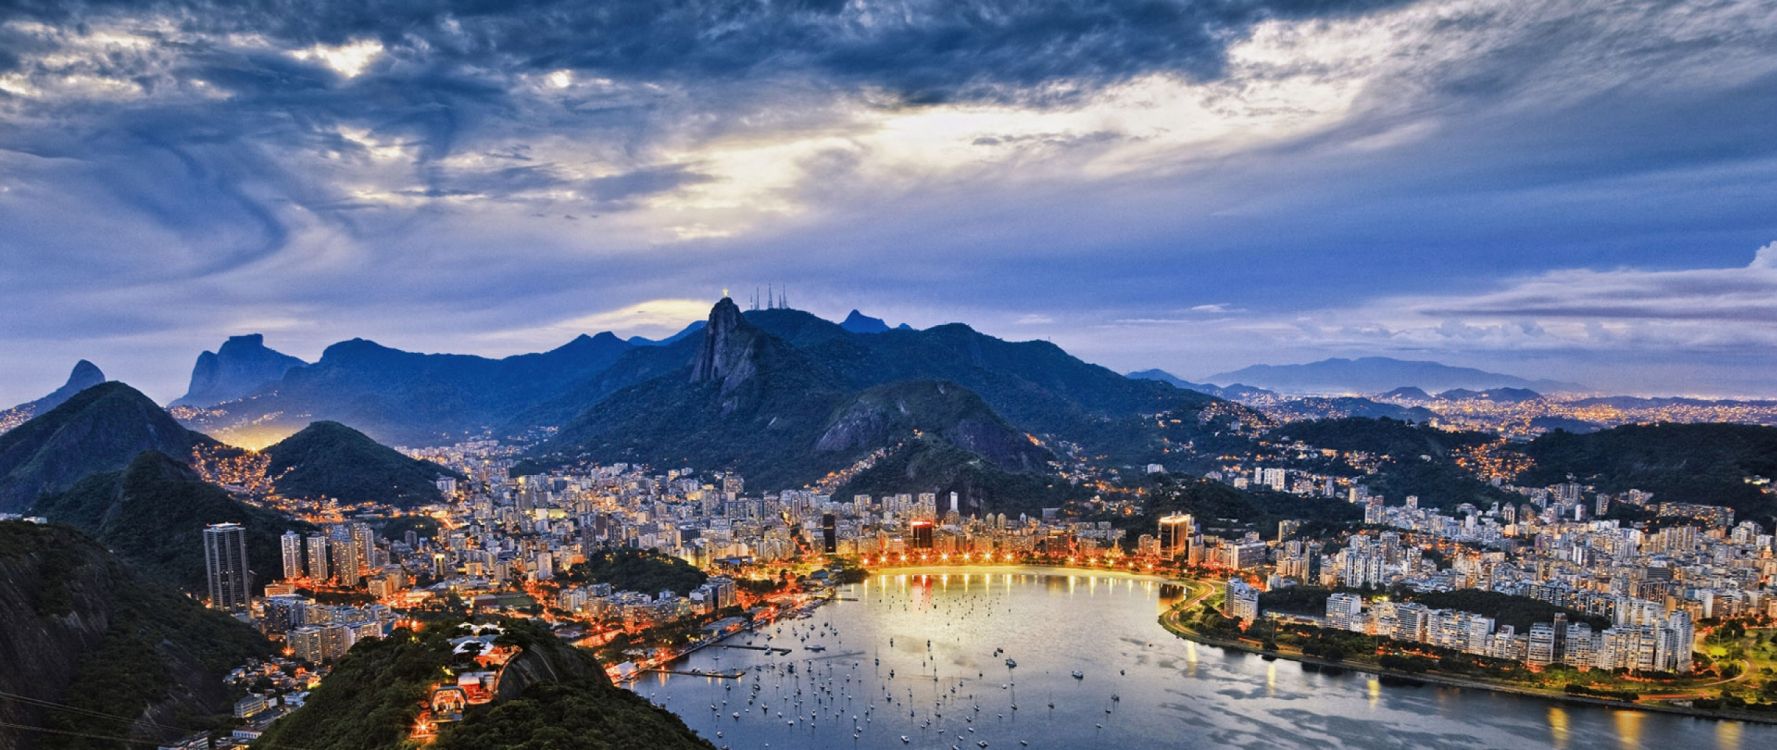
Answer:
[0,359,106,432]
[181,331,635,445]
[171,333,306,407]
[521,299,1248,511]
[1207,356,1585,394]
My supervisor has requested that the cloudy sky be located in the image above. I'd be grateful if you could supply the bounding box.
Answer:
[3,0,1776,405]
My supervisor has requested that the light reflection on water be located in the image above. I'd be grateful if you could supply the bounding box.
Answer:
[632,567,1772,749]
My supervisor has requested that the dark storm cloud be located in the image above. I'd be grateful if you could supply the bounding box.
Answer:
[1,0,1418,103]
[2,0,1776,403]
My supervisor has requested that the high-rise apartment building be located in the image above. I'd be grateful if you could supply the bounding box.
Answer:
[204,522,252,610]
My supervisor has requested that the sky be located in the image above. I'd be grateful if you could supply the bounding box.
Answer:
[2,0,1776,405]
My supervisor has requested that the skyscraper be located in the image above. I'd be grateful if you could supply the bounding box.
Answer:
[280,530,304,581]
[306,533,330,582]
[203,522,252,610]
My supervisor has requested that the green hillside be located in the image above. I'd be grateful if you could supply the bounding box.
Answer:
[33,451,311,595]
[264,420,461,507]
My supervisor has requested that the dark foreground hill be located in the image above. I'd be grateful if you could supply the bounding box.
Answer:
[257,618,711,750]
[264,421,461,507]
[33,451,310,596]
[0,522,271,750]
[0,382,225,513]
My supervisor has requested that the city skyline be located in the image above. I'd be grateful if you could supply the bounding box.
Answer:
[4,1,1777,403]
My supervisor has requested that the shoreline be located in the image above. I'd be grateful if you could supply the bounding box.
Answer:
[1157,600,1777,727]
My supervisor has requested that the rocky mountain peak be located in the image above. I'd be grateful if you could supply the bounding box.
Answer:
[690,298,759,392]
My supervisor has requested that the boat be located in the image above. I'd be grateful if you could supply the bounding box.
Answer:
[1005,658,1017,668]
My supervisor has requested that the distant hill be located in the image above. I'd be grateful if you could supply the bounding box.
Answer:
[1436,387,1542,403]
[1516,423,1777,524]
[1126,368,1222,396]
[1377,386,1433,401]
[627,321,706,347]
[839,309,892,334]
[0,382,225,513]
[1209,356,1583,394]
[181,332,635,445]
[264,421,461,507]
[0,360,106,433]
[171,333,306,407]
[0,522,271,749]
[257,618,710,750]
[1568,395,1777,409]
[32,451,309,595]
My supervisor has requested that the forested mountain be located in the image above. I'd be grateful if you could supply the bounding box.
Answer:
[1518,423,1777,523]
[264,421,461,507]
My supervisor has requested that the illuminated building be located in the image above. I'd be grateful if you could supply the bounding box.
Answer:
[280,530,304,581]
[1158,514,1193,559]
[910,520,934,550]
[203,522,252,610]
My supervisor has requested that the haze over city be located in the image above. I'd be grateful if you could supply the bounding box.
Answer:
[4,0,1777,404]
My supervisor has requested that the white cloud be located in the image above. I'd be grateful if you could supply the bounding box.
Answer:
[290,39,384,79]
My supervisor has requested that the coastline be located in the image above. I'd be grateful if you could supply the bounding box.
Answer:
[1157,599,1777,727]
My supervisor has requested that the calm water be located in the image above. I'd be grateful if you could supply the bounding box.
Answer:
[630,567,1773,749]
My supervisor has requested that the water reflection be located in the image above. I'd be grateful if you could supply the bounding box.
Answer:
[633,566,1771,750]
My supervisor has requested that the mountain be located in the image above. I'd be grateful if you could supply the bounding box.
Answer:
[32,451,309,595]
[181,332,635,445]
[263,421,461,507]
[1377,386,1433,401]
[0,521,271,750]
[171,333,306,407]
[839,309,892,334]
[1516,423,1777,524]
[0,360,106,433]
[1208,357,1584,394]
[0,381,225,513]
[535,300,1090,509]
[257,618,710,750]
[1126,368,1222,396]
[1436,387,1542,402]
[627,321,706,347]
